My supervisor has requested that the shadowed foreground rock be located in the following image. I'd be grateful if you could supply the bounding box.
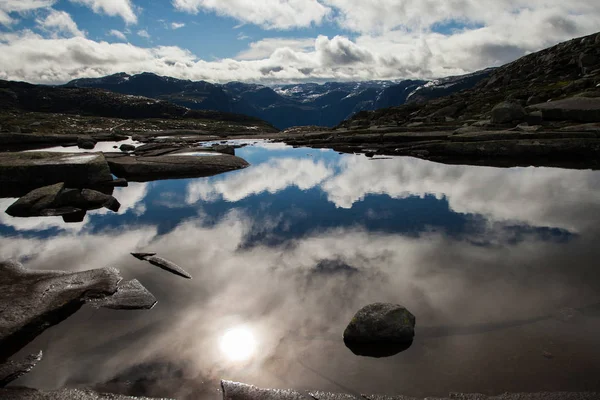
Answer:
[131,253,192,279]
[106,153,249,182]
[0,352,42,387]
[0,388,173,400]
[0,260,156,360]
[221,381,600,400]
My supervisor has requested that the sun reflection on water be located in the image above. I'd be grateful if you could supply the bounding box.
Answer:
[219,326,257,362]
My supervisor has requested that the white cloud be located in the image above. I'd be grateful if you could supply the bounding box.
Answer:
[137,29,150,39]
[171,22,185,29]
[108,29,127,41]
[172,0,331,30]
[69,0,137,24]
[235,37,315,60]
[36,9,85,38]
[0,0,56,26]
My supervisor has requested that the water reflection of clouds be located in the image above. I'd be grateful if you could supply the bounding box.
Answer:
[186,154,600,233]
[8,210,600,396]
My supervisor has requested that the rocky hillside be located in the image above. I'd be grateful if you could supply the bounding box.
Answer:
[339,32,600,130]
[0,79,278,135]
[66,72,490,129]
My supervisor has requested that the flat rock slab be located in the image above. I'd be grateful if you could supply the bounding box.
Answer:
[0,352,42,387]
[106,153,249,182]
[0,260,155,360]
[222,382,600,400]
[530,97,600,122]
[88,279,157,310]
[0,388,173,399]
[0,152,113,198]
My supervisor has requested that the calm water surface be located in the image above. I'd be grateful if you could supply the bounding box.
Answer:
[2,142,600,398]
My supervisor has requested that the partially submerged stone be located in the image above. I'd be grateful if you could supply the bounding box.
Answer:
[343,303,415,357]
[106,153,249,182]
[0,351,43,387]
[5,184,120,217]
[131,253,192,279]
[0,260,155,360]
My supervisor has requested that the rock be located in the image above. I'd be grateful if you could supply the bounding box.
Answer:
[529,97,600,122]
[543,351,554,359]
[472,119,491,127]
[221,380,307,400]
[5,183,65,217]
[527,95,545,106]
[525,111,544,125]
[0,352,43,387]
[0,388,173,399]
[77,137,97,150]
[0,133,75,149]
[119,144,136,152]
[0,260,156,360]
[5,184,120,217]
[491,101,526,124]
[0,152,113,198]
[406,122,424,128]
[87,280,157,310]
[209,144,235,155]
[62,209,86,223]
[131,253,192,279]
[106,153,249,182]
[579,53,598,74]
[343,303,415,357]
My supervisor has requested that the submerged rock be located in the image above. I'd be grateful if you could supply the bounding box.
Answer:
[0,352,43,387]
[131,253,192,279]
[0,260,155,360]
[343,303,415,357]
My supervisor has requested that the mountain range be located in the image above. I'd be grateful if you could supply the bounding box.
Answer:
[65,69,494,130]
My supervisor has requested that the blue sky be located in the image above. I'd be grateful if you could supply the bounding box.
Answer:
[0,0,598,84]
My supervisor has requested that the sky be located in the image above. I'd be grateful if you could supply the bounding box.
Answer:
[0,0,598,85]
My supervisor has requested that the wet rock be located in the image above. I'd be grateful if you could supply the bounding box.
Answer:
[119,144,136,152]
[5,182,65,217]
[107,153,249,182]
[5,184,120,217]
[131,253,192,279]
[0,260,155,360]
[343,303,415,356]
[529,97,600,122]
[77,137,97,150]
[0,352,43,387]
[87,280,157,310]
[491,101,527,124]
[0,152,113,198]
[0,387,173,399]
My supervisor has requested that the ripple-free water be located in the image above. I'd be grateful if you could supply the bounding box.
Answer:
[2,141,600,399]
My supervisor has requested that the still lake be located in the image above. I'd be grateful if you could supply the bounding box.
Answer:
[2,141,600,399]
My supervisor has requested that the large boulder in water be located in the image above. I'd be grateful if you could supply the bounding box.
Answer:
[344,303,415,345]
[491,101,526,124]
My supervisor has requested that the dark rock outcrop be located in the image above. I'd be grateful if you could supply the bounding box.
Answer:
[0,352,43,387]
[0,260,155,360]
[107,153,249,182]
[0,152,114,198]
[343,303,415,350]
[131,253,192,279]
[120,144,136,152]
[77,137,97,150]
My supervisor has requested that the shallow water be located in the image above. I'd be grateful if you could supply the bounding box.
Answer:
[2,141,600,399]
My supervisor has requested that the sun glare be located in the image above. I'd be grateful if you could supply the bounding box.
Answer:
[219,326,257,362]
